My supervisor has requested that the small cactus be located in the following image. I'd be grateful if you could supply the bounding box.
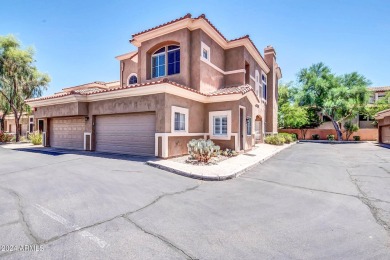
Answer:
[187,139,220,163]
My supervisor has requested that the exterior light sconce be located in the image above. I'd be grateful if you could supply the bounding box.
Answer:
[85,117,89,122]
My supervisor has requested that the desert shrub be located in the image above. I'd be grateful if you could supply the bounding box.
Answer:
[312,134,320,140]
[0,132,12,143]
[327,134,335,141]
[279,133,294,144]
[221,148,238,157]
[19,136,30,143]
[265,134,285,145]
[187,139,220,163]
[353,136,361,141]
[291,133,298,141]
[29,131,42,145]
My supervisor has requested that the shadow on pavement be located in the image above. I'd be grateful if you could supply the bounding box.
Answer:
[12,147,156,162]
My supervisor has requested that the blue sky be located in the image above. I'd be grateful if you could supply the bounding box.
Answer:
[1,0,389,95]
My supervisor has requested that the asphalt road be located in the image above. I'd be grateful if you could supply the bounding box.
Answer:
[0,142,389,259]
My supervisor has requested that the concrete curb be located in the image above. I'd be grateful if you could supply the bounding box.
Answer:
[147,142,296,181]
[298,140,367,144]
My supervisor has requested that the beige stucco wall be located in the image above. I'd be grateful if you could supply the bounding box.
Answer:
[138,28,191,87]
[34,102,88,118]
[121,58,138,87]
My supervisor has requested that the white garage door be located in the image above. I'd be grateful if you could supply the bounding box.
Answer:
[50,117,85,150]
[95,113,156,156]
[382,126,390,144]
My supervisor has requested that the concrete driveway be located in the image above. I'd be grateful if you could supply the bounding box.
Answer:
[0,143,389,259]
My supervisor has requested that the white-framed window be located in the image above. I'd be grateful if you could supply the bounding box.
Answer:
[29,116,34,133]
[262,72,267,100]
[200,42,210,62]
[255,70,260,98]
[171,106,189,133]
[209,110,231,140]
[213,116,227,135]
[151,45,180,78]
[127,73,138,85]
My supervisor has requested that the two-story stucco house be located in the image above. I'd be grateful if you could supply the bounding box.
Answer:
[26,14,282,158]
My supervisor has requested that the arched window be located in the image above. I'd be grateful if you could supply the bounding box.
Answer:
[151,45,180,78]
[128,73,137,85]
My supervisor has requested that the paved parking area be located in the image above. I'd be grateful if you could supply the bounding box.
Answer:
[0,142,389,259]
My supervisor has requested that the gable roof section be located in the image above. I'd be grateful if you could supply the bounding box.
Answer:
[129,14,270,74]
[26,79,259,106]
[375,108,390,120]
[368,86,390,92]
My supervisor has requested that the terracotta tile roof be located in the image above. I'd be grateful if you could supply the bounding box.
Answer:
[73,88,104,94]
[132,13,192,38]
[26,80,257,103]
[368,86,390,92]
[207,85,254,96]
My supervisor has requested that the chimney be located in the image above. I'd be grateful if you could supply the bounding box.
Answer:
[263,45,278,134]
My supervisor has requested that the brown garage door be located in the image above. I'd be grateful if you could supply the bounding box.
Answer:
[95,113,156,156]
[381,125,390,144]
[50,117,85,150]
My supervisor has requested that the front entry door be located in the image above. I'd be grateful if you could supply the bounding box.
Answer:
[240,108,244,150]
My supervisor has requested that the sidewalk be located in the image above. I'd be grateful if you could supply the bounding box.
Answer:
[0,143,42,149]
[147,142,296,181]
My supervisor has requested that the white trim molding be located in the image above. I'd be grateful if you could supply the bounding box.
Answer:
[239,105,247,151]
[42,132,46,147]
[209,110,232,140]
[155,132,207,157]
[27,83,260,109]
[171,106,189,133]
[84,132,91,151]
[200,56,245,75]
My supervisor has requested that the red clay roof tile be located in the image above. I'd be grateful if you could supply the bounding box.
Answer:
[26,80,257,103]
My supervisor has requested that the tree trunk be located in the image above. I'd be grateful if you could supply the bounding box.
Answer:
[13,110,20,142]
[300,129,308,140]
[0,114,5,132]
[330,118,343,141]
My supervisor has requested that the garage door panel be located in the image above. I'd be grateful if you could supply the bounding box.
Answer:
[50,117,85,150]
[382,126,390,144]
[96,113,155,156]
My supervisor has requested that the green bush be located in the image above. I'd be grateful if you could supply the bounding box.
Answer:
[327,134,335,141]
[353,136,361,141]
[187,139,220,163]
[265,134,285,145]
[279,133,294,144]
[29,131,42,145]
[312,134,320,140]
[291,133,298,141]
[0,132,12,142]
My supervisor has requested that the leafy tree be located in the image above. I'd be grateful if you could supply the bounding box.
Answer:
[279,104,309,139]
[0,94,10,131]
[362,91,390,124]
[343,121,359,141]
[297,63,370,141]
[0,35,50,141]
[278,81,298,109]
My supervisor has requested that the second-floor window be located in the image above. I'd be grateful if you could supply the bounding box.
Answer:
[128,74,138,85]
[262,73,267,99]
[152,45,180,78]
